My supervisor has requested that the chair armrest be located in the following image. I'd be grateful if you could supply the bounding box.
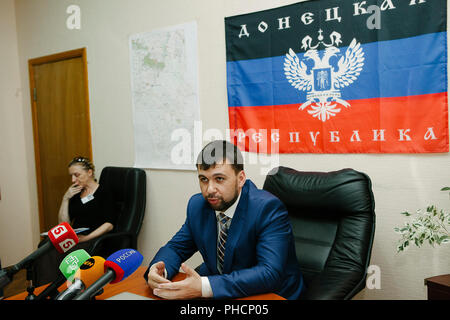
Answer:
[88,231,136,254]
[302,270,366,300]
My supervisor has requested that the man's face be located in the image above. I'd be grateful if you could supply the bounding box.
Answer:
[197,161,246,212]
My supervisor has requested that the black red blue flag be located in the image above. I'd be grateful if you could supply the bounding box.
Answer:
[225,0,448,153]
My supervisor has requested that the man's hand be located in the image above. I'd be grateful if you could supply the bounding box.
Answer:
[153,263,202,300]
[147,261,171,289]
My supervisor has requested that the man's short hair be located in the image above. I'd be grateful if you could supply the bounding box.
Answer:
[196,140,244,174]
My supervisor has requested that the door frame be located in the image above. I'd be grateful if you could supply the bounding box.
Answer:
[28,48,93,233]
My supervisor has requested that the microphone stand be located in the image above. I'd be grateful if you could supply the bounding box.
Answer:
[0,259,4,300]
[24,238,51,300]
[35,273,66,300]
[25,265,36,300]
[73,270,115,300]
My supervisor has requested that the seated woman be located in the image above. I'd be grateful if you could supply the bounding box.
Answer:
[34,156,117,286]
[58,156,117,243]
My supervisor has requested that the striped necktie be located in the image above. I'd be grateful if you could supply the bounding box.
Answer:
[217,212,230,274]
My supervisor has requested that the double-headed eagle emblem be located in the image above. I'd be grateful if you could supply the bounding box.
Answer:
[284,29,365,122]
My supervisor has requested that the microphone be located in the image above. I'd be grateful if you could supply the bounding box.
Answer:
[55,256,105,300]
[74,249,143,300]
[36,249,91,300]
[35,249,90,300]
[0,222,79,289]
[51,249,90,300]
[58,249,91,282]
[47,222,79,254]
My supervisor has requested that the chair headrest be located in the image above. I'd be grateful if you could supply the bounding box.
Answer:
[98,166,146,233]
[99,167,144,197]
[263,166,374,218]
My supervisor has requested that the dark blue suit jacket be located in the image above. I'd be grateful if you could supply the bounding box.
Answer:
[146,179,303,299]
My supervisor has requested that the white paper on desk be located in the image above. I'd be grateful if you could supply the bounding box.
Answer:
[40,227,90,237]
[106,292,155,300]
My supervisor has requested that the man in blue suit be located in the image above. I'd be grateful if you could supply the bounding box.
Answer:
[144,140,303,299]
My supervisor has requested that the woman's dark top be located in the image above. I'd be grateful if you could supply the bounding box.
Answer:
[68,184,117,231]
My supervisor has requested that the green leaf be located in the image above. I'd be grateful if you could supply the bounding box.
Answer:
[396,199,450,253]
[440,187,450,191]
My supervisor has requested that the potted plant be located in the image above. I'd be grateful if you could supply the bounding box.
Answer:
[394,187,450,252]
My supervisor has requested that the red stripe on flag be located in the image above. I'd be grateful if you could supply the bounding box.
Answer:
[228,92,449,153]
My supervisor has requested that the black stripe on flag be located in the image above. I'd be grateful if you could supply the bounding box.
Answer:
[225,0,446,62]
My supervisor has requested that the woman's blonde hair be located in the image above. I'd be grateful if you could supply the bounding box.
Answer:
[68,156,96,180]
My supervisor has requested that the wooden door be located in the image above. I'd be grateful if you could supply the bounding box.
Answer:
[28,48,92,233]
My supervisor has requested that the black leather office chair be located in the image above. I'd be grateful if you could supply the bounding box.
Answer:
[263,166,375,300]
[87,166,147,258]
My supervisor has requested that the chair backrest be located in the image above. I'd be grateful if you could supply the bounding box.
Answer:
[98,166,146,237]
[263,166,375,299]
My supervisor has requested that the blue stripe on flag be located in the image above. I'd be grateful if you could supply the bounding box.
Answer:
[226,32,447,107]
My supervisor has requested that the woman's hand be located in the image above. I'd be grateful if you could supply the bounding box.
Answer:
[78,222,113,243]
[63,183,83,200]
[77,234,90,243]
[59,183,82,223]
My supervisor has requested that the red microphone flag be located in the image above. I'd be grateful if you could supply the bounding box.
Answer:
[47,222,79,253]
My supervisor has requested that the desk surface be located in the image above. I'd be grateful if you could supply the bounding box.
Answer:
[424,274,450,287]
[6,266,284,300]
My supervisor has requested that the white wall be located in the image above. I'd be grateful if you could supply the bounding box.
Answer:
[0,0,448,299]
[0,0,36,267]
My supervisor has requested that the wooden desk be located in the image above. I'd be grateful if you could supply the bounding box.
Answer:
[424,274,450,300]
[6,266,284,300]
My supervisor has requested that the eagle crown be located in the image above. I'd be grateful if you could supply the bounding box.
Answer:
[301,30,342,69]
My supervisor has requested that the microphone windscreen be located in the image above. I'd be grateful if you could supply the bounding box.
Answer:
[104,249,143,284]
[58,249,91,281]
[48,222,79,253]
[75,256,106,288]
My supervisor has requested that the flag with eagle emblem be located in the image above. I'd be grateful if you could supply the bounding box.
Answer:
[225,0,448,153]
